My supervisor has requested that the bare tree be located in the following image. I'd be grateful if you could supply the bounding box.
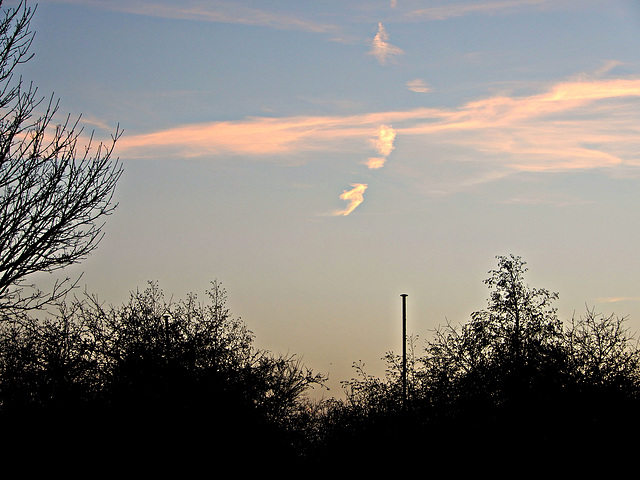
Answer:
[0,1,123,314]
[566,307,640,390]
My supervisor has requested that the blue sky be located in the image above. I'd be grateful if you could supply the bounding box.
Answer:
[19,0,640,395]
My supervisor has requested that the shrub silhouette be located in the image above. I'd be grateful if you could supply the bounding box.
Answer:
[308,256,640,465]
[2,257,639,470]
[0,281,324,467]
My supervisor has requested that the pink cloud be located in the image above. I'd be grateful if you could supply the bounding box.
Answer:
[410,0,548,21]
[406,79,432,93]
[51,0,339,34]
[365,157,387,169]
[117,77,640,177]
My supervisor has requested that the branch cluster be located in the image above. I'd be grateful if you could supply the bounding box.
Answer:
[0,1,123,314]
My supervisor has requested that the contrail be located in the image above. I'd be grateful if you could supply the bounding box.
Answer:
[334,183,368,216]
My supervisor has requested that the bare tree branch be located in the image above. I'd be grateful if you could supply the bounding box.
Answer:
[0,1,123,315]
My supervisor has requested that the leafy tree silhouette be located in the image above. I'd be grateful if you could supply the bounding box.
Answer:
[0,281,325,470]
[2,255,638,471]
[306,255,640,467]
[421,257,640,457]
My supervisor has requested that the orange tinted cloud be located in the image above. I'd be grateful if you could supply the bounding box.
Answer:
[118,115,376,161]
[117,77,640,178]
[365,157,387,169]
[334,184,368,216]
[399,77,640,174]
[594,297,640,304]
[60,0,339,34]
[406,79,432,93]
[410,0,548,20]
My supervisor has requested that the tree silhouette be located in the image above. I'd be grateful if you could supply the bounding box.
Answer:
[2,256,639,469]
[0,280,325,467]
[424,256,565,408]
[0,1,122,315]
[310,255,640,466]
[566,307,640,390]
[419,256,640,456]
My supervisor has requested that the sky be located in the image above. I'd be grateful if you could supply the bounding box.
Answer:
[16,0,640,396]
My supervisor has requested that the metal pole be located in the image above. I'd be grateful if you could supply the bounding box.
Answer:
[401,294,408,408]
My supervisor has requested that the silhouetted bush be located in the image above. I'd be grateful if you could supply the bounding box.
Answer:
[0,281,324,467]
[1,257,639,469]
[303,256,640,465]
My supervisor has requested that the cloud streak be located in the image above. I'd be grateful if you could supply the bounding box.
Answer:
[409,0,549,21]
[406,79,432,93]
[594,297,640,304]
[402,78,640,173]
[49,0,340,34]
[334,184,368,216]
[118,75,640,186]
[118,114,377,162]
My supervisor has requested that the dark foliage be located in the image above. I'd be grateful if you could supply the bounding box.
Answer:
[1,255,639,471]
[0,281,325,469]
[304,256,640,468]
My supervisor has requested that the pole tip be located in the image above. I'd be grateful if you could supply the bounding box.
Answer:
[400,293,408,297]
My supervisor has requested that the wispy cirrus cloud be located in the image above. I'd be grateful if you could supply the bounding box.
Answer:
[118,114,379,162]
[594,296,640,304]
[404,77,640,173]
[48,0,340,34]
[369,22,404,65]
[118,75,640,193]
[408,0,549,21]
[406,79,432,93]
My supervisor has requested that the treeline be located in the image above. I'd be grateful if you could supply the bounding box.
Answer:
[309,256,640,467]
[0,281,324,468]
[1,256,639,470]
